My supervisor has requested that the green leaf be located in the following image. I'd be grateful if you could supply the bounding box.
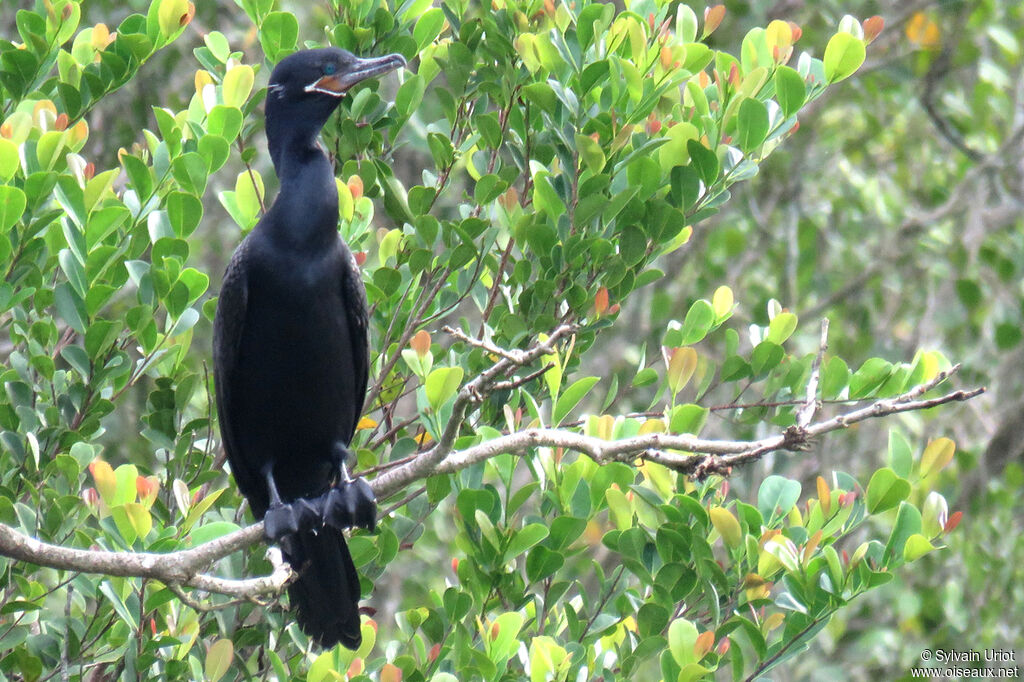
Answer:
[188,521,241,546]
[774,65,806,118]
[207,105,243,141]
[849,358,893,397]
[866,467,911,514]
[757,475,801,522]
[505,523,549,560]
[526,545,564,582]
[667,617,699,667]
[903,533,936,562]
[820,356,849,399]
[395,74,425,117]
[171,152,208,195]
[58,249,87,299]
[413,8,444,51]
[260,11,298,62]
[687,139,718,186]
[736,97,769,152]
[575,134,606,172]
[766,311,797,345]
[552,376,599,425]
[55,282,86,334]
[823,32,866,83]
[678,300,715,345]
[888,430,913,479]
[0,185,27,231]
[0,138,19,181]
[884,501,922,563]
[425,367,464,411]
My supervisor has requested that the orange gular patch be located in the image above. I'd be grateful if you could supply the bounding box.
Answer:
[304,74,346,96]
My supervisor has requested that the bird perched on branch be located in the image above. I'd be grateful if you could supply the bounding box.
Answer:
[213,47,405,649]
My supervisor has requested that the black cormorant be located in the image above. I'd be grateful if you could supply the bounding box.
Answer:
[213,47,405,649]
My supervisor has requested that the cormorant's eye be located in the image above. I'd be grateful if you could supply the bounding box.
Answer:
[323,63,337,75]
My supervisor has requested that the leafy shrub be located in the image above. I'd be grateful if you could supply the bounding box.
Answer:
[0,1,975,680]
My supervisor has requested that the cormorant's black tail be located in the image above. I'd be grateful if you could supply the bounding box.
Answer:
[282,527,362,649]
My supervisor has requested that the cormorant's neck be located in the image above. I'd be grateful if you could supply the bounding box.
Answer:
[263,106,339,252]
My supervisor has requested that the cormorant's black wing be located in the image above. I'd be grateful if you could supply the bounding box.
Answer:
[212,238,264,511]
[339,244,370,445]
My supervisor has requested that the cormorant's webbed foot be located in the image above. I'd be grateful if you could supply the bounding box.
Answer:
[264,497,321,542]
[322,477,377,532]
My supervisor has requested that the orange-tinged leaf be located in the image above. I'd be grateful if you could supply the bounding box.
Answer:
[415,431,434,446]
[816,476,831,515]
[348,658,365,677]
[428,643,441,662]
[660,45,673,70]
[89,459,117,506]
[802,530,822,564]
[348,174,364,200]
[906,12,940,48]
[594,286,609,316]
[863,15,884,43]
[717,637,731,655]
[380,663,402,682]
[703,5,725,38]
[91,23,113,50]
[410,329,431,357]
[136,475,159,507]
[920,437,955,479]
[357,416,377,430]
[763,612,785,632]
[694,630,715,659]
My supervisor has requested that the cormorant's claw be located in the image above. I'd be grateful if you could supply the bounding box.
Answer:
[322,478,376,532]
[264,502,300,542]
[263,498,322,541]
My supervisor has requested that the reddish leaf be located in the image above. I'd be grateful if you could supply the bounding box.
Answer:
[944,510,963,533]
[863,15,884,43]
[703,5,725,37]
[788,21,802,43]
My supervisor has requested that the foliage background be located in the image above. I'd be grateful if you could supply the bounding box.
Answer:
[0,0,1020,680]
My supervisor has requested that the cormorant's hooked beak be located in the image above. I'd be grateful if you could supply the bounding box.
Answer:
[304,53,407,97]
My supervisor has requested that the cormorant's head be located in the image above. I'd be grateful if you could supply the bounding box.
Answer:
[265,47,406,168]
[267,47,406,102]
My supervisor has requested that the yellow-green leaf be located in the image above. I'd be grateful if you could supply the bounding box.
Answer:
[222,64,254,108]
[709,506,742,548]
[205,638,234,682]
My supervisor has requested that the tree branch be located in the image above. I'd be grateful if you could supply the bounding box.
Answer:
[0,332,985,599]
